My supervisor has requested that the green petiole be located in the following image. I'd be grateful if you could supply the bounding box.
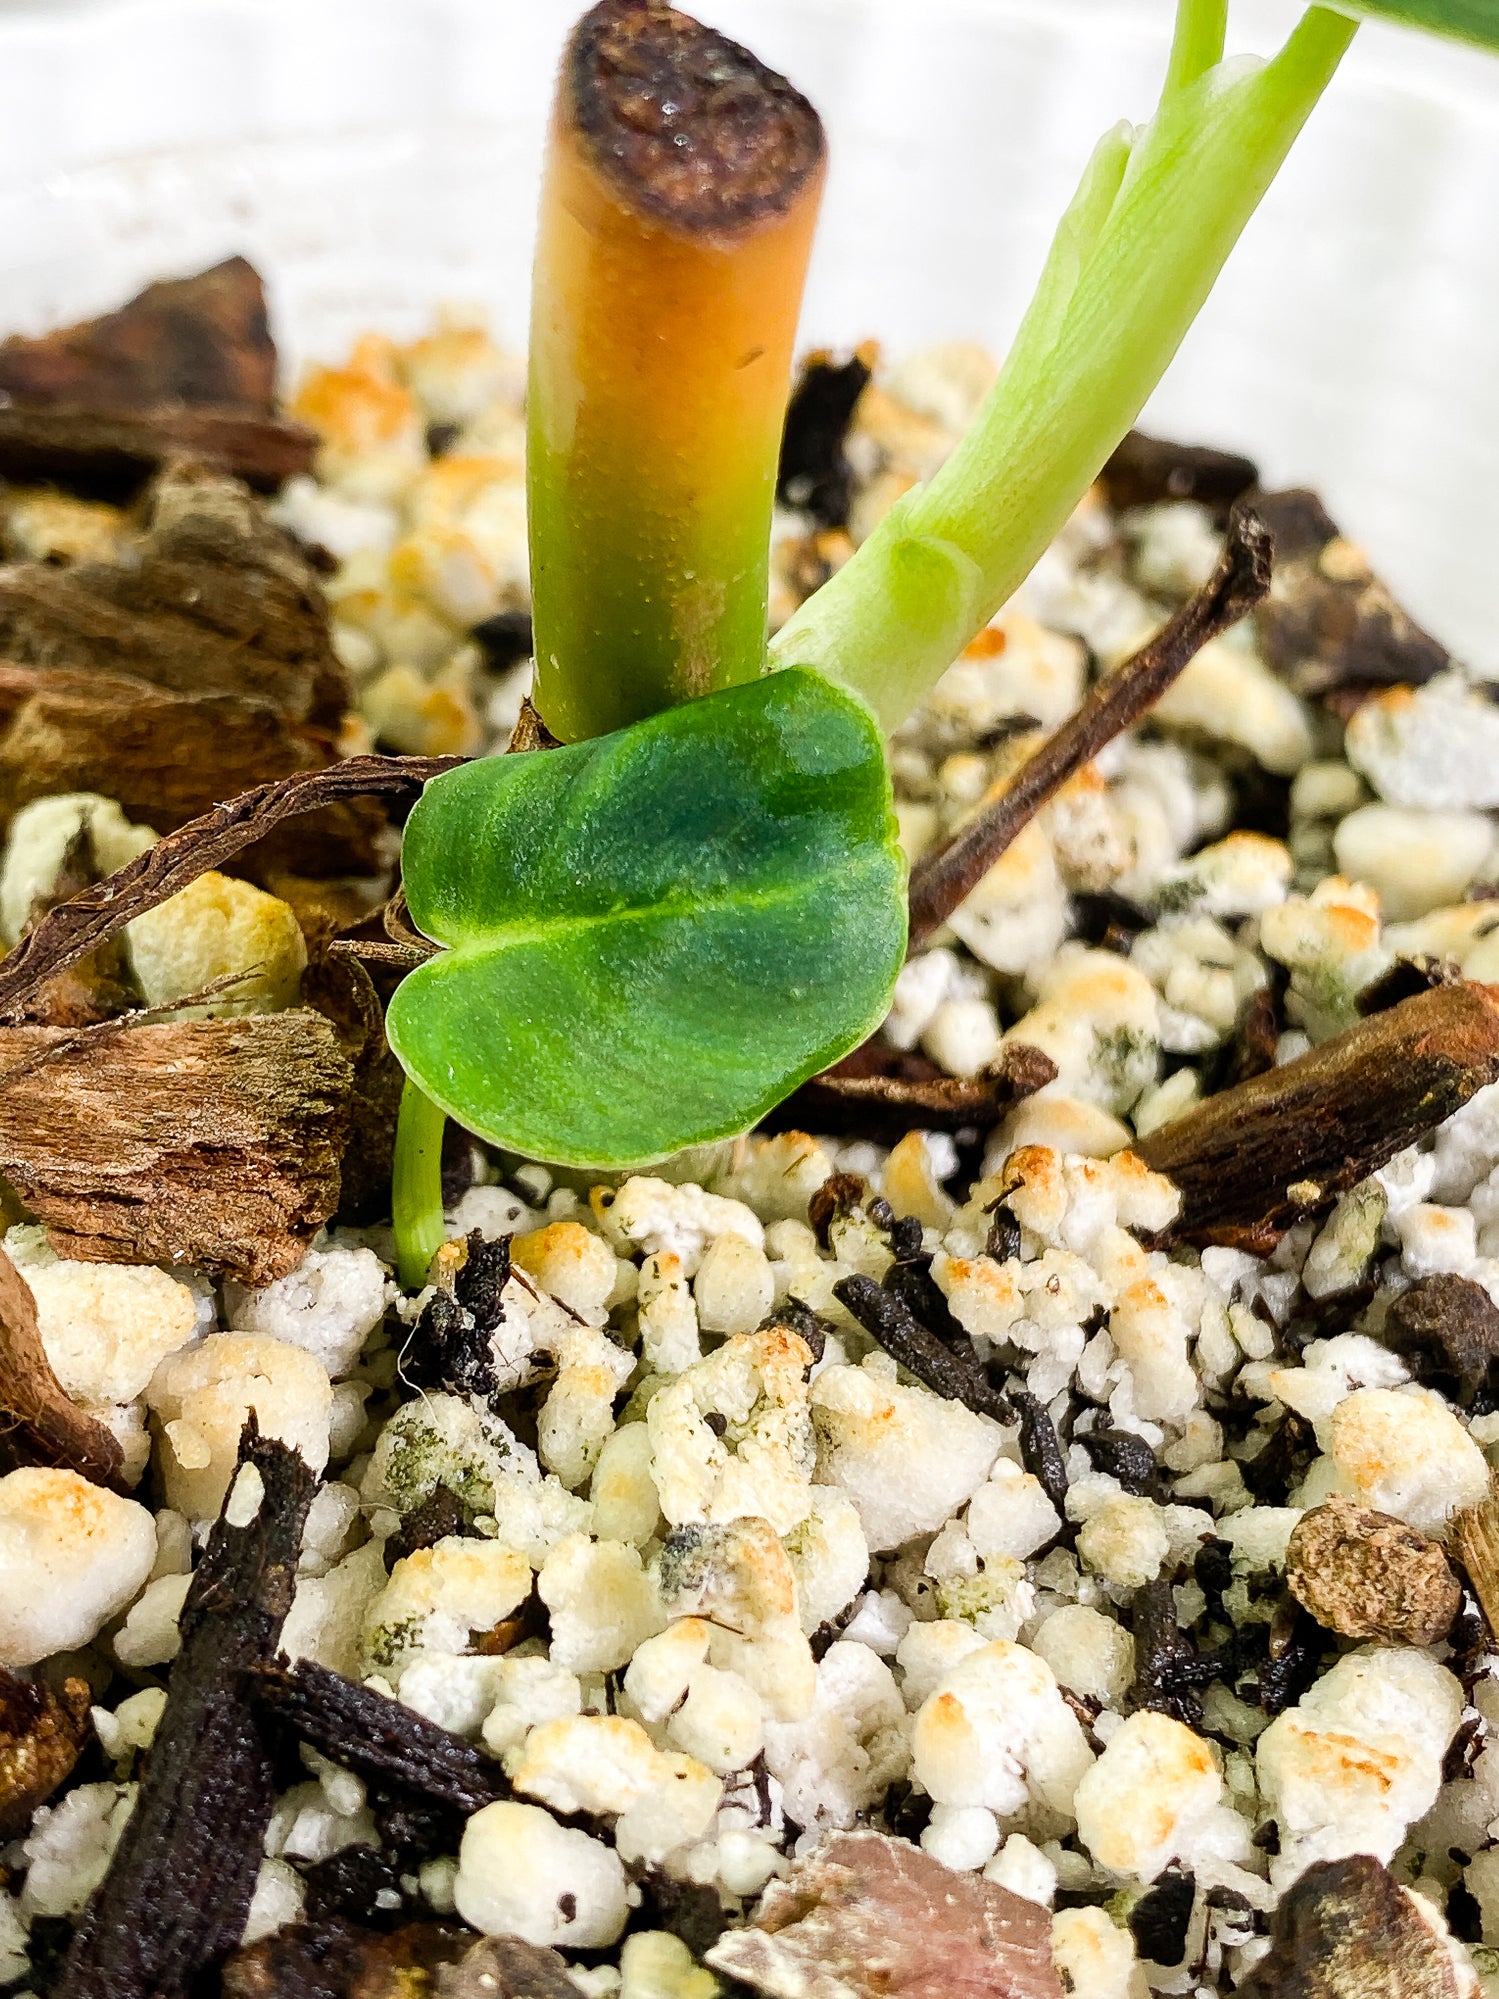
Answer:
[392,1077,448,1292]
[773,4,1357,729]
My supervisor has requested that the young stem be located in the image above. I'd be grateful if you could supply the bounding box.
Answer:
[1165,0,1229,95]
[393,1076,447,1291]
[773,4,1356,730]
[528,0,824,743]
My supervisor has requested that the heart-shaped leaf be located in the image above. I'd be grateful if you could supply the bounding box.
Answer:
[386,668,906,1168]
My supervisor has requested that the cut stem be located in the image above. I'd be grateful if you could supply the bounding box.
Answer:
[529,0,824,742]
[774,5,1356,729]
[393,1076,447,1291]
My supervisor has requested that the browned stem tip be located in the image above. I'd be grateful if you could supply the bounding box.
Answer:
[566,0,824,234]
[907,499,1273,947]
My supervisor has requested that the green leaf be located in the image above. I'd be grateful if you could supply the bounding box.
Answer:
[386,668,907,1169]
[1326,0,1499,53]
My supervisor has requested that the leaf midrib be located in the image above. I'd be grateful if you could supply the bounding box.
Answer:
[415,850,894,957]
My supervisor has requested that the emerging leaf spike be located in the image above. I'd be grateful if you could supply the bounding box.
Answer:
[528,0,825,742]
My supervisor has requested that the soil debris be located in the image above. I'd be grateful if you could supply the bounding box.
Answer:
[0,1667,91,1839]
[221,1920,473,1999]
[1076,1426,1160,1499]
[1137,981,1499,1251]
[1129,1579,1222,1729]
[706,1828,1063,1999]
[56,1422,315,1999]
[1127,1867,1195,1968]
[1286,1494,1461,1646]
[1010,1387,1068,1516]
[250,1659,509,1815]
[0,1239,126,1487]
[403,1229,513,1404]
[1452,1474,1499,1644]
[1237,1852,1478,1997]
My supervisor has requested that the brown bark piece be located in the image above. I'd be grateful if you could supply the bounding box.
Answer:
[57,1424,317,1999]
[0,404,315,498]
[1253,487,1450,703]
[0,258,279,416]
[0,1012,354,1283]
[0,259,314,494]
[1137,982,1499,1251]
[1452,1473,1499,1644]
[1382,1272,1499,1411]
[0,460,376,866]
[437,1936,582,1999]
[707,1829,1063,1999]
[763,1039,1057,1144]
[1237,1853,1478,1997]
[1286,1495,1461,1647]
[0,1669,91,1838]
[0,1240,125,1488]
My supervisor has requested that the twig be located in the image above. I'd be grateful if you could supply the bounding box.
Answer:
[0,754,461,1023]
[907,500,1272,945]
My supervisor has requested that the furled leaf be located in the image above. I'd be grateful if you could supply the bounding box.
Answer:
[1330,0,1499,54]
[386,669,906,1167]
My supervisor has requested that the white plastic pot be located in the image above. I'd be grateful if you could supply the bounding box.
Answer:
[0,0,1494,665]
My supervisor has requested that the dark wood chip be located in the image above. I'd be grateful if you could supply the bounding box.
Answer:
[1077,1427,1160,1499]
[472,611,535,675]
[303,1847,408,1932]
[56,1423,316,1999]
[0,1012,354,1284]
[404,1231,513,1403]
[1252,487,1451,704]
[778,347,875,529]
[1010,1387,1068,1517]
[833,1273,1010,1424]
[0,1669,91,1840]
[882,1257,967,1349]
[1099,431,1259,521]
[1220,979,1282,1089]
[436,1935,582,1999]
[807,1171,867,1250]
[567,0,824,235]
[0,752,457,1024]
[250,1659,508,1816]
[1128,1868,1195,1968]
[706,1829,1063,1999]
[764,1038,1057,1144]
[1382,1272,1499,1413]
[761,1294,828,1363]
[1137,982,1499,1251]
[0,1240,126,1486]
[385,1484,472,1570]
[1356,954,1463,1017]
[1237,1853,1477,1997]
[222,1920,473,1999]
[1129,1579,1221,1729]
[1286,1496,1461,1647]
[1248,1602,1323,1716]
[0,402,314,499]
[908,501,1273,945]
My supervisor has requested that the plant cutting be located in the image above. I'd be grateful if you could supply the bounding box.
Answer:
[380,0,1499,1286]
